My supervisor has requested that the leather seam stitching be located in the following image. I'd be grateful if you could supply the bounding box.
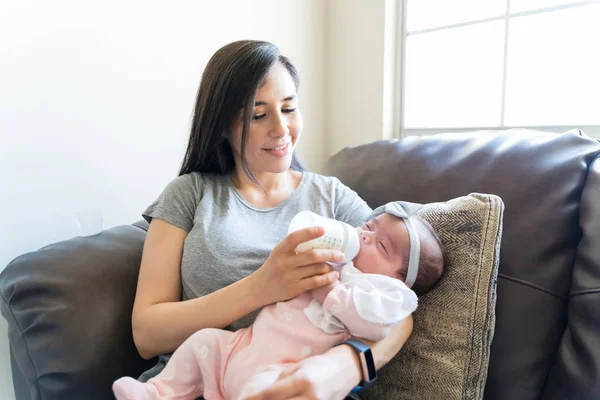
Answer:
[570,288,600,297]
[497,274,566,300]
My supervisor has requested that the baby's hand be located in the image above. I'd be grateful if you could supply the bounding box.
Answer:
[310,278,340,304]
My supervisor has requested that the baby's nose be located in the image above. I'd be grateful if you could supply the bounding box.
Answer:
[359,229,375,244]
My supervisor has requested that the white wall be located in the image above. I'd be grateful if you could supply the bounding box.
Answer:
[326,0,397,156]
[0,1,327,398]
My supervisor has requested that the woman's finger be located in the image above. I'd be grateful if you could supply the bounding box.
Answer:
[300,270,339,292]
[245,373,306,400]
[277,363,301,379]
[294,249,345,267]
[294,262,333,279]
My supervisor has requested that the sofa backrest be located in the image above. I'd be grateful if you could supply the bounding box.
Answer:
[323,130,600,399]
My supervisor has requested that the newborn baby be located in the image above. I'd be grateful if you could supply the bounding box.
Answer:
[113,202,445,400]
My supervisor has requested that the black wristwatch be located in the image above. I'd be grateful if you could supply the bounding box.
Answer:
[336,339,377,392]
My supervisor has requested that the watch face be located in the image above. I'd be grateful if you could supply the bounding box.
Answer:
[364,348,376,381]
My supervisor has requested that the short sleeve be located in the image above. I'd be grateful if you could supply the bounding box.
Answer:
[332,178,372,227]
[142,173,204,232]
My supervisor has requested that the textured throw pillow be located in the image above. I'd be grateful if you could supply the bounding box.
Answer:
[361,193,504,400]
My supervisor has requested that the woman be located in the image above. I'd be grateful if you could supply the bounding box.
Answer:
[132,40,413,400]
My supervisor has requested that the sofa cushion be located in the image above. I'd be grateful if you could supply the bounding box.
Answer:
[360,193,503,400]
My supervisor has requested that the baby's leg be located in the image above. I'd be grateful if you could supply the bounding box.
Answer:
[113,328,236,400]
[236,364,288,400]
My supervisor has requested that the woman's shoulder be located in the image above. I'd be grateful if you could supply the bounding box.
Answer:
[302,171,345,190]
[156,172,231,205]
[169,171,228,189]
[302,172,371,225]
[159,172,202,197]
[303,172,360,200]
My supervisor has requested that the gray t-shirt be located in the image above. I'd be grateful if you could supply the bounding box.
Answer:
[143,171,371,331]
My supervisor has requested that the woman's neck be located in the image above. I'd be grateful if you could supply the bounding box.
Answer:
[231,168,302,208]
[231,169,290,191]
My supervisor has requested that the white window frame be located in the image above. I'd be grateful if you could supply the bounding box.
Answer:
[396,0,600,139]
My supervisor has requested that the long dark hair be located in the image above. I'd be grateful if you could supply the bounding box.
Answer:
[179,40,305,180]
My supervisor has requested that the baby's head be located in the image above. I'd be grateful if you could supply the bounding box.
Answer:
[353,205,445,296]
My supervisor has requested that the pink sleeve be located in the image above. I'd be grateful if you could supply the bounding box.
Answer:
[323,284,394,341]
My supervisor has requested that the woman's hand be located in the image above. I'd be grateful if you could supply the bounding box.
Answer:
[245,315,415,400]
[251,227,345,306]
[244,345,362,400]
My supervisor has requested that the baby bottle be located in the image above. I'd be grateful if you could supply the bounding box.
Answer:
[287,211,360,263]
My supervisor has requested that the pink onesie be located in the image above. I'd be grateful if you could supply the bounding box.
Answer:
[113,263,417,400]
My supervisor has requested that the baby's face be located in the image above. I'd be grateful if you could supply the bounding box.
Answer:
[353,213,410,279]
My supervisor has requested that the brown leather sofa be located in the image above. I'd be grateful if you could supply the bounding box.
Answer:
[2,130,599,399]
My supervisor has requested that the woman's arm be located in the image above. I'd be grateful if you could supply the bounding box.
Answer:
[132,219,344,359]
[246,316,413,400]
[359,315,414,370]
[132,219,262,359]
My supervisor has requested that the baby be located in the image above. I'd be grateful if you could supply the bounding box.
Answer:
[113,202,445,400]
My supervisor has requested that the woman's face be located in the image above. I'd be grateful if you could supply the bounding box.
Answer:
[228,62,303,177]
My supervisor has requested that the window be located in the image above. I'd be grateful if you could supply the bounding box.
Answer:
[401,0,600,137]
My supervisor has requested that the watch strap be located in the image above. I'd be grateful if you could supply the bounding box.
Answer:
[336,338,377,392]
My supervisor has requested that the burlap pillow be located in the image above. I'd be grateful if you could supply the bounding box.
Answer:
[362,193,504,400]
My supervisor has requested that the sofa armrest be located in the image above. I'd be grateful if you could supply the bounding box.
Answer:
[0,222,156,400]
[542,156,600,399]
